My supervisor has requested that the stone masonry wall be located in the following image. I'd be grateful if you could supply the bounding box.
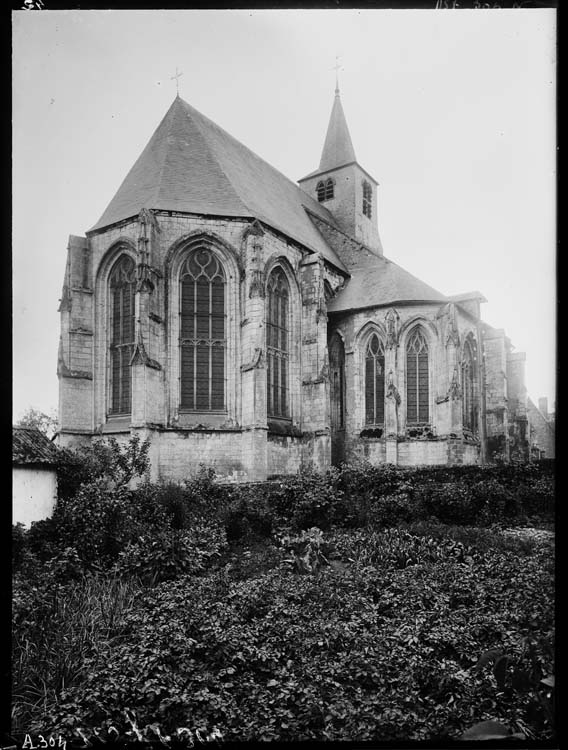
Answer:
[299,164,381,252]
[329,300,483,467]
[59,211,336,481]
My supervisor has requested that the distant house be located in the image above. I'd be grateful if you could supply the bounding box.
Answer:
[12,426,59,527]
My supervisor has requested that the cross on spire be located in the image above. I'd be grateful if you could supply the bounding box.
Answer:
[170,66,184,96]
[332,55,343,95]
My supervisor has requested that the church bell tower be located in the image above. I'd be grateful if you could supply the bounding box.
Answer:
[298,84,382,254]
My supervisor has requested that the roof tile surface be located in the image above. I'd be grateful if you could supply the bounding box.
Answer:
[91,97,347,272]
[13,427,59,465]
[328,253,448,312]
[319,91,357,171]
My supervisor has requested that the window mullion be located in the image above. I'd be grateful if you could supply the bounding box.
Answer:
[209,281,212,411]
[193,279,197,410]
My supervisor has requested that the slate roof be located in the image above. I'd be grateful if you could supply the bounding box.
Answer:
[319,90,357,172]
[90,97,347,273]
[327,252,448,313]
[13,427,59,466]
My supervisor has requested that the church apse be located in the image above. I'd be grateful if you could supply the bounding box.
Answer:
[57,92,534,478]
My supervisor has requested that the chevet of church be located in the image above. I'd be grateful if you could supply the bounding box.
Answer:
[57,86,532,482]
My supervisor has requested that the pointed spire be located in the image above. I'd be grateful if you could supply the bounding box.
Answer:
[319,88,356,172]
[333,54,341,96]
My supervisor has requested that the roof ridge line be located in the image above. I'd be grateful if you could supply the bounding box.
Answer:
[185,102,253,218]
[180,98,326,207]
[304,205,375,253]
[151,100,179,209]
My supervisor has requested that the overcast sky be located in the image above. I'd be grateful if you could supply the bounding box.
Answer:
[12,8,556,421]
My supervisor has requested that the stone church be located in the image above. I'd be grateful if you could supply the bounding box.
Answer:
[57,88,532,481]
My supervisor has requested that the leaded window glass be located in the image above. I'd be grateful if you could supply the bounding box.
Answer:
[109,255,136,415]
[365,333,385,424]
[462,339,477,433]
[179,248,226,411]
[329,333,345,430]
[406,327,429,424]
[266,268,289,418]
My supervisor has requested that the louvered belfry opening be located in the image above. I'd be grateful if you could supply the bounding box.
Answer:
[329,333,345,430]
[406,327,429,424]
[316,178,334,203]
[266,268,290,419]
[109,255,136,415]
[462,337,478,434]
[362,180,372,218]
[365,333,385,425]
[179,248,226,412]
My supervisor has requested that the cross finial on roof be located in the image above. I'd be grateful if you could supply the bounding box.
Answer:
[332,55,343,95]
[170,66,184,96]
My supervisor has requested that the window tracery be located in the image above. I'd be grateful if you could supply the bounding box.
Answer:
[406,327,429,424]
[179,248,226,412]
[266,268,290,418]
[109,255,136,415]
[365,333,385,425]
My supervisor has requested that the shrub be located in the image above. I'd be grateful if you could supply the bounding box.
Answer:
[56,434,150,501]
[182,465,229,521]
[367,491,417,527]
[35,524,553,742]
[52,481,144,567]
[223,491,274,542]
[116,524,228,586]
[12,523,27,570]
[262,469,336,531]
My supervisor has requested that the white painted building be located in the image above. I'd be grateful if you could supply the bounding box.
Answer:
[12,427,59,527]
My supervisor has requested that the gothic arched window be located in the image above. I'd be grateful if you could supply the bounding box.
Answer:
[316,181,326,202]
[462,338,477,433]
[329,333,345,430]
[266,268,289,418]
[365,333,385,425]
[406,327,429,424]
[179,248,226,412]
[324,178,334,200]
[362,180,372,218]
[109,255,136,415]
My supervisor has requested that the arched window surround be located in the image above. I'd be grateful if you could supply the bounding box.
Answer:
[355,322,387,431]
[364,330,386,426]
[461,333,479,436]
[108,255,136,416]
[362,180,372,218]
[167,234,241,426]
[94,239,138,428]
[264,258,302,426]
[397,319,438,432]
[328,330,346,431]
[179,248,226,413]
[316,177,335,203]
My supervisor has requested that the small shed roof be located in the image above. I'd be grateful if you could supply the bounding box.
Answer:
[13,427,59,466]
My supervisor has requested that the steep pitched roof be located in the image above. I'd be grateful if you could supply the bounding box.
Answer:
[13,427,59,465]
[90,97,347,272]
[327,252,448,313]
[319,89,356,171]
